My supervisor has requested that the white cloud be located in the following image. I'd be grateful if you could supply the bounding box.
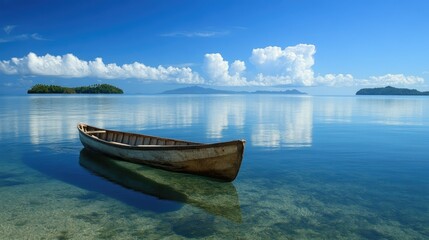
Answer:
[361,74,424,86]
[204,53,247,86]
[315,73,424,87]
[202,44,425,87]
[0,52,204,84]
[0,33,47,43]
[252,74,294,86]
[315,74,355,86]
[29,52,89,77]
[4,25,16,34]
[1,45,425,89]
[30,33,47,41]
[161,31,228,38]
[1,25,47,43]
[202,44,318,87]
[245,43,425,87]
[250,46,284,65]
[230,60,246,75]
[250,44,316,86]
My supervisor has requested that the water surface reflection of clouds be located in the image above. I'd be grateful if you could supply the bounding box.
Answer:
[358,98,426,126]
[27,96,106,145]
[21,95,316,148]
[206,96,245,139]
[250,96,313,148]
[1,95,427,148]
[315,97,427,126]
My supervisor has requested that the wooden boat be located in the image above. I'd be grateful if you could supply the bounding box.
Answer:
[77,123,245,181]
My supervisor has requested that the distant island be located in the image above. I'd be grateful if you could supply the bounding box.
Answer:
[161,86,306,95]
[253,89,306,95]
[356,86,429,96]
[27,84,123,94]
[162,86,235,94]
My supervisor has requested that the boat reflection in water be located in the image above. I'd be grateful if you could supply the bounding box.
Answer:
[79,149,242,222]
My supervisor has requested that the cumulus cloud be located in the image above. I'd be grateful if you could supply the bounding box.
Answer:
[203,44,424,88]
[250,44,316,86]
[0,52,204,84]
[204,53,247,86]
[202,44,320,87]
[230,60,246,75]
[0,45,425,88]
[361,74,424,86]
[314,73,424,87]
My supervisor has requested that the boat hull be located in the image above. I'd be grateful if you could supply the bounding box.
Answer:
[77,124,245,181]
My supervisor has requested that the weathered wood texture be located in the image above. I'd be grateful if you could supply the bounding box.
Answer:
[77,123,245,181]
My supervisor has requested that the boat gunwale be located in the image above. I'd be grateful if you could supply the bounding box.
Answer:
[77,123,245,151]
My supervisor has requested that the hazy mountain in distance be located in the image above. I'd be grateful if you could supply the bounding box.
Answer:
[161,86,306,95]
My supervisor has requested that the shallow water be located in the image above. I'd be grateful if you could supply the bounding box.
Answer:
[0,95,428,239]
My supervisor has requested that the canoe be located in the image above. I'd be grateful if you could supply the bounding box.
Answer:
[77,123,245,181]
[79,148,242,222]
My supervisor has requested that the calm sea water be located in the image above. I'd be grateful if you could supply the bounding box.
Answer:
[0,95,428,239]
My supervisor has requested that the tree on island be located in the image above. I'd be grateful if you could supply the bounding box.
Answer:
[356,86,429,95]
[27,84,123,94]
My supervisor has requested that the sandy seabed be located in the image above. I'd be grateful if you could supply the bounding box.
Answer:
[1,166,426,240]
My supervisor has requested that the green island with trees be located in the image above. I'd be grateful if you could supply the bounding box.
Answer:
[27,84,123,94]
[356,86,429,95]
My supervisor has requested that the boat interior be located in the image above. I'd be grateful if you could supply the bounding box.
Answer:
[79,124,196,146]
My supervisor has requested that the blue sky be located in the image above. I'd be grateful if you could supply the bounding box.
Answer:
[1,0,428,95]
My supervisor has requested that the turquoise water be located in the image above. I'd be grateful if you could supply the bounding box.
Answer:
[0,95,428,239]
